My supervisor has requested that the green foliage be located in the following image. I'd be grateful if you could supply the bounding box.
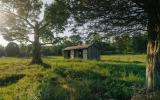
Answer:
[26,44,33,56]
[0,45,5,57]
[86,32,101,44]
[101,33,147,55]
[47,33,146,56]
[44,0,70,32]
[113,33,133,54]
[0,0,71,64]
[0,96,4,100]
[18,44,33,57]
[0,0,42,42]
[19,44,30,57]
[41,46,53,56]
[132,33,147,53]
[63,0,147,34]
[69,35,82,45]
[5,42,20,57]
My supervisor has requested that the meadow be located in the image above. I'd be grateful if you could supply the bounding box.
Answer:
[0,55,146,100]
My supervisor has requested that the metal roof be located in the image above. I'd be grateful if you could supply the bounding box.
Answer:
[63,44,93,51]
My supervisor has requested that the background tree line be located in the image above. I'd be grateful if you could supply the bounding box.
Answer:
[0,32,147,57]
[41,32,147,55]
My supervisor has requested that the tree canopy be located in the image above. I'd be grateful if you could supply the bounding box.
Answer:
[65,0,148,34]
[5,42,19,57]
[0,0,70,64]
[63,0,160,90]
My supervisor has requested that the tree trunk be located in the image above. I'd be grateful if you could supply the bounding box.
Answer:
[146,16,160,90]
[31,23,43,64]
[146,36,156,90]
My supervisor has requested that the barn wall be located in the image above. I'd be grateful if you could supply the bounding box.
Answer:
[95,47,100,60]
[63,45,100,60]
[88,46,100,60]
[88,47,92,59]
[88,46,94,59]
[64,51,67,58]
[64,51,70,59]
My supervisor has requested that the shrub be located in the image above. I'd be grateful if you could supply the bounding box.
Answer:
[0,45,5,57]
[5,42,20,57]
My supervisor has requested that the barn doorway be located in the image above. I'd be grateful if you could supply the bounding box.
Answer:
[74,49,83,59]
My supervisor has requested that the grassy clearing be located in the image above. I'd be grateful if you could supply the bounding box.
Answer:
[0,55,146,100]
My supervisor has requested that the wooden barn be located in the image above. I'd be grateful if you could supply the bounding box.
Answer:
[63,44,100,60]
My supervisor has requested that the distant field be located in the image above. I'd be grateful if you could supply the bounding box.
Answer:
[0,55,146,100]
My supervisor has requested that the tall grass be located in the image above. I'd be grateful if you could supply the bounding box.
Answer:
[0,55,146,100]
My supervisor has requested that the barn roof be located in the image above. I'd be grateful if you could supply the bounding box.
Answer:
[63,44,93,51]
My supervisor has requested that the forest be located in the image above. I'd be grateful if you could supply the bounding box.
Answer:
[0,32,147,57]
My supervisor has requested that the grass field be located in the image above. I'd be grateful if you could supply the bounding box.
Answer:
[0,55,146,100]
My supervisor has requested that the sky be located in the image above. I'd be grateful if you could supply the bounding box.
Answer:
[0,36,8,46]
[0,0,53,46]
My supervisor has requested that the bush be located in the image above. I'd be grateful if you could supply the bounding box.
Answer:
[0,45,5,57]
[5,42,20,57]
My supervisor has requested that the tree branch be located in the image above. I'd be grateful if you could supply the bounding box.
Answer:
[0,10,35,28]
[39,22,50,31]
[40,42,54,45]
[131,0,145,8]
[12,37,33,43]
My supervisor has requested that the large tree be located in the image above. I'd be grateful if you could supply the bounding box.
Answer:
[85,32,101,44]
[64,0,160,90]
[113,34,133,54]
[69,34,82,45]
[0,0,69,64]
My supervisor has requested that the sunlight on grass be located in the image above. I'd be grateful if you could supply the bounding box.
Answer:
[0,55,146,100]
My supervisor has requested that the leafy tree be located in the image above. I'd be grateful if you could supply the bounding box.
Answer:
[69,35,82,45]
[132,33,147,53]
[86,32,101,44]
[26,44,33,57]
[100,42,117,55]
[0,0,70,64]
[0,45,5,57]
[113,34,133,54]
[85,32,103,50]
[5,42,19,57]
[41,46,54,56]
[64,0,160,90]
[62,36,74,47]
[19,44,29,57]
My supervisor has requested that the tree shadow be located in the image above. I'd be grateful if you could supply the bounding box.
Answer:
[40,68,108,100]
[53,67,139,100]
[28,62,51,68]
[0,74,25,87]
[100,60,143,64]
[43,56,56,59]
[41,63,51,68]
[54,67,107,80]
[40,62,146,100]
[40,74,76,100]
[97,62,145,77]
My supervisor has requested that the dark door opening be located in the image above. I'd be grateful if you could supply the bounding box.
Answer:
[67,51,70,58]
